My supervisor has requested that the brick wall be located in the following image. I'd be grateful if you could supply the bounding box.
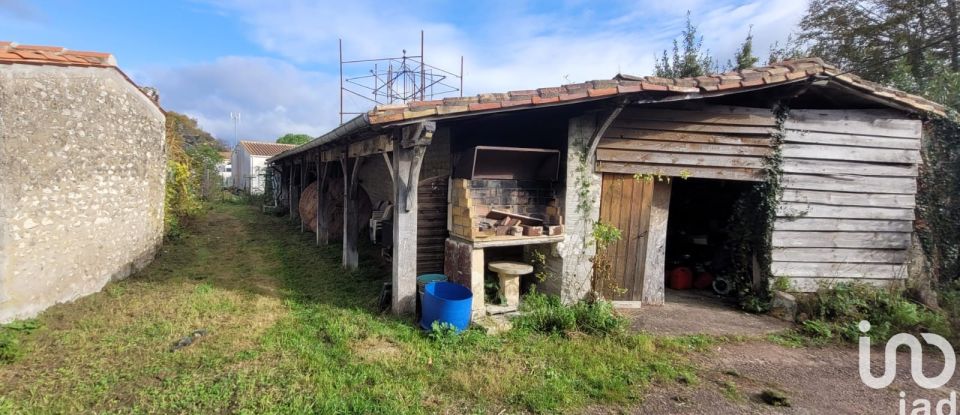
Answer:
[449,178,558,239]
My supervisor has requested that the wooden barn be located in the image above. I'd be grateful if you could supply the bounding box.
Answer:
[268,58,944,317]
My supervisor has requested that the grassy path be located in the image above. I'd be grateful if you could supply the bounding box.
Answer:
[0,203,707,414]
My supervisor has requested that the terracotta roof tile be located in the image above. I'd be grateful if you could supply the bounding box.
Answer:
[0,41,161,114]
[0,41,116,66]
[359,57,947,125]
[239,141,298,157]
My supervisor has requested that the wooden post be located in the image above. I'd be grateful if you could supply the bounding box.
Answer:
[287,161,295,219]
[391,121,435,314]
[340,152,364,269]
[300,155,306,232]
[316,151,329,246]
[641,181,671,305]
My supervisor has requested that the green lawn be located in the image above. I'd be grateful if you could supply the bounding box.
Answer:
[0,203,710,414]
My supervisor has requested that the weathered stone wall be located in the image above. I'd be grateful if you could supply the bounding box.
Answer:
[0,64,165,323]
[538,114,601,302]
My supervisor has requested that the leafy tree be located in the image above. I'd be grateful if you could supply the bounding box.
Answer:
[655,11,716,78]
[723,26,761,71]
[766,34,808,65]
[797,0,960,106]
[167,112,225,151]
[732,27,760,70]
[276,133,312,145]
[164,111,224,237]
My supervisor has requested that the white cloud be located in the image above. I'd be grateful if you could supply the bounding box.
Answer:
[137,56,339,143]
[144,0,808,141]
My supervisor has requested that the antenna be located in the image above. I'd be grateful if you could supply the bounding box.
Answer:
[230,112,241,147]
[338,30,465,124]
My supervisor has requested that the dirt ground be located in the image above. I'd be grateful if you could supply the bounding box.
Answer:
[622,289,791,337]
[616,289,958,414]
[635,341,956,414]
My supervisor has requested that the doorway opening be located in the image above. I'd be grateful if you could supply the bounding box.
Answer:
[665,178,755,303]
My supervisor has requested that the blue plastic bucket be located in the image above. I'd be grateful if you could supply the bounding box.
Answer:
[420,281,473,332]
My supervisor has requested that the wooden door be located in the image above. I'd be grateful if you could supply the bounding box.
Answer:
[598,174,654,301]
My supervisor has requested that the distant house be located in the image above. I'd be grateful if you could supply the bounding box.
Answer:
[217,151,233,187]
[0,42,166,322]
[232,141,297,194]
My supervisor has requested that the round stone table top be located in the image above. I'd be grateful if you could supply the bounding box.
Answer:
[487,261,534,276]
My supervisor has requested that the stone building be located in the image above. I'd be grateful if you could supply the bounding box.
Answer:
[0,42,166,323]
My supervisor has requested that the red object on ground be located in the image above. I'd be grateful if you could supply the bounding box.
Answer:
[669,267,693,290]
[694,271,714,290]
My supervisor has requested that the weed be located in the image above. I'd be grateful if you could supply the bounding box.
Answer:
[797,282,950,344]
[719,380,745,402]
[428,321,460,347]
[772,276,791,292]
[0,331,22,364]
[800,320,834,339]
[514,290,626,336]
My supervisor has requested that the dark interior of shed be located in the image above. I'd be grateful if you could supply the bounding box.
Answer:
[665,178,754,296]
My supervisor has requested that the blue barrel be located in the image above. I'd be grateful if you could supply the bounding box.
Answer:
[420,281,473,332]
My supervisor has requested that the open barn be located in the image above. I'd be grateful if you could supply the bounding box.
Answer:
[268,58,944,316]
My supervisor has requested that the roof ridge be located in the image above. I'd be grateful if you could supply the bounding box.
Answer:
[362,56,944,125]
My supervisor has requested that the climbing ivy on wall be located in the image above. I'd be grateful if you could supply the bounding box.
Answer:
[723,104,788,312]
[917,114,960,284]
[164,112,224,238]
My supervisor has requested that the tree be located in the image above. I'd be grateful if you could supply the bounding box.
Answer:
[276,133,312,145]
[655,11,716,78]
[766,34,808,65]
[732,27,760,70]
[797,0,959,104]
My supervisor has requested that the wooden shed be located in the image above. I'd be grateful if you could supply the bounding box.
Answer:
[268,58,944,315]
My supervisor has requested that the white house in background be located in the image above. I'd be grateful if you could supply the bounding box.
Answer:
[217,151,233,187]
[232,141,297,194]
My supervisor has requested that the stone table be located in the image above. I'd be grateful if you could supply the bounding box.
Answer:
[488,261,534,313]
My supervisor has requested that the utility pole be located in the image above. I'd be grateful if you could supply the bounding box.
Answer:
[230,112,241,147]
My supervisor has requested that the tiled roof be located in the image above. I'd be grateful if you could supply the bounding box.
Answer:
[239,140,298,157]
[0,41,117,66]
[0,41,163,114]
[365,58,945,125]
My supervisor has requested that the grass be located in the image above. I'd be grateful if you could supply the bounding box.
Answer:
[0,203,707,414]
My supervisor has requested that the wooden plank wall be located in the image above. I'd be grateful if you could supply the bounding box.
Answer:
[773,109,921,291]
[595,106,775,181]
[417,175,449,275]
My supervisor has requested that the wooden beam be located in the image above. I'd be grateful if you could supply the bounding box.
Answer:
[382,152,395,186]
[348,134,393,158]
[586,98,628,158]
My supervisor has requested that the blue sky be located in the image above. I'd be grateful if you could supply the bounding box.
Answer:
[1,0,808,144]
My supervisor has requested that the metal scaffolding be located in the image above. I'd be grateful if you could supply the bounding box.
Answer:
[339,30,463,123]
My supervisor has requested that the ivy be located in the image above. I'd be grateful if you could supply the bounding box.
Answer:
[723,104,788,312]
[917,113,960,284]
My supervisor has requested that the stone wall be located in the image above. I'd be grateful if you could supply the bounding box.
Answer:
[0,64,166,323]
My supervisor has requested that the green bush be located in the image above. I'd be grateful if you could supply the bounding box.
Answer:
[799,282,950,344]
[514,290,626,336]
